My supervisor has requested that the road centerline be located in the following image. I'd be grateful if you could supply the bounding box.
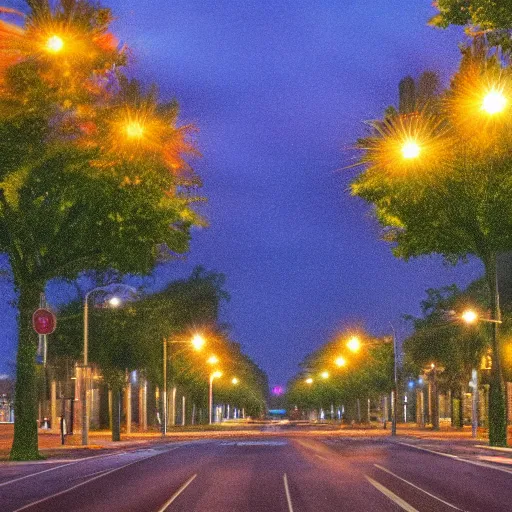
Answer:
[283,473,294,512]
[365,475,419,512]
[156,473,197,512]
[374,464,464,511]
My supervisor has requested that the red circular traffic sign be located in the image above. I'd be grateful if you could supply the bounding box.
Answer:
[32,308,56,335]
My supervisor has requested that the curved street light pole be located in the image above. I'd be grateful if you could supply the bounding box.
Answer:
[82,284,137,446]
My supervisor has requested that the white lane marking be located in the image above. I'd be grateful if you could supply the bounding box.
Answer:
[0,450,124,488]
[374,464,464,511]
[365,475,419,512]
[398,442,512,475]
[283,473,294,512]
[220,441,287,446]
[478,455,512,465]
[156,474,197,512]
[12,447,181,512]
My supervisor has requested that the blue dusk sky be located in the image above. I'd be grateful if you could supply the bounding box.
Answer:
[0,1,483,386]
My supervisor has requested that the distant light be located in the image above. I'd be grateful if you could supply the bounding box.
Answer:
[320,371,329,379]
[272,386,284,396]
[212,370,222,379]
[482,90,507,115]
[408,381,414,388]
[461,309,478,324]
[46,35,64,53]
[401,140,421,159]
[347,336,361,353]
[207,355,219,365]
[305,377,313,384]
[430,363,435,369]
[232,377,239,385]
[418,378,423,385]
[125,121,144,139]
[191,334,205,351]
[109,297,121,307]
[335,356,346,367]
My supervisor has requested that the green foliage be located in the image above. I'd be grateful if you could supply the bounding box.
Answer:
[403,282,488,389]
[286,331,393,416]
[2,0,202,459]
[431,1,512,52]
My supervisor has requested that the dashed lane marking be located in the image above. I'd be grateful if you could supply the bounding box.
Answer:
[374,464,464,511]
[156,474,197,512]
[283,473,294,512]
[365,475,419,512]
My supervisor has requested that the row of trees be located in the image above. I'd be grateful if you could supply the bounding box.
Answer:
[287,2,512,444]
[286,332,393,421]
[48,267,267,439]
[0,0,234,460]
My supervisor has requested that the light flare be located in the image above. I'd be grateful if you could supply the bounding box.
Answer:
[320,371,329,379]
[45,34,64,53]
[347,336,361,353]
[482,89,507,115]
[335,356,346,367]
[401,140,420,159]
[461,309,478,324]
[305,377,313,384]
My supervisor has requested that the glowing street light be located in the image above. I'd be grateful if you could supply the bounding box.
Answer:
[335,356,346,367]
[207,355,219,365]
[305,377,313,385]
[45,35,64,53]
[191,334,206,351]
[232,377,239,385]
[347,336,361,353]
[482,89,507,115]
[401,140,421,159]
[320,371,329,379]
[108,296,121,307]
[461,309,478,324]
[125,121,144,139]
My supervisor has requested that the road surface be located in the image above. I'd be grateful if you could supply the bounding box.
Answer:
[2,435,512,511]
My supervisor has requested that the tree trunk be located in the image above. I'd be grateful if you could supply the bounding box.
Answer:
[111,386,121,442]
[484,252,508,446]
[10,282,43,460]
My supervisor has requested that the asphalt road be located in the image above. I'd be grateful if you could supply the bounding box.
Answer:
[2,435,512,511]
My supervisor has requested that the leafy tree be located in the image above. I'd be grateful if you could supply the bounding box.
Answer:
[431,1,512,51]
[1,1,202,459]
[403,283,488,427]
[286,330,393,421]
[351,45,512,445]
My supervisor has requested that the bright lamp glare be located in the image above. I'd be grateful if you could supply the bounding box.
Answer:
[347,336,361,353]
[125,122,144,139]
[482,90,507,115]
[46,35,64,53]
[401,140,421,159]
[320,371,329,379]
[305,377,313,384]
[335,356,346,367]
[212,371,222,379]
[191,334,205,351]
[461,310,478,324]
[207,355,219,365]
[109,297,121,307]
[232,377,239,385]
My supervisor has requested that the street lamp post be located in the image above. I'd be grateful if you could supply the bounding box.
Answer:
[82,284,136,446]
[209,371,222,425]
[162,334,205,435]
[390,325,398,437]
